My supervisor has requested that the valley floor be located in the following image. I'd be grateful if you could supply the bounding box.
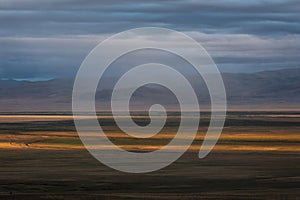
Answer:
[0,112,299,199]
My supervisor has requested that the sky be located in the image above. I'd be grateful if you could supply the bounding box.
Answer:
[0,0,300,79]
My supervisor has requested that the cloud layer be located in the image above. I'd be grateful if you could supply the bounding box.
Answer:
[0,0,299,79]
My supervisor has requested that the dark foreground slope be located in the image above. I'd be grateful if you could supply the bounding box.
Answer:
[0,112,299,199]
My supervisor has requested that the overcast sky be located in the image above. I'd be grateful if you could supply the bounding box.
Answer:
[0,0,300,79]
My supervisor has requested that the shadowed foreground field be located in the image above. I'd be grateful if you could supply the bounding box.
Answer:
[0,112,299,199]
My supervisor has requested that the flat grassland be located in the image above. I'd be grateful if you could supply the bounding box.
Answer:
[0,112,299,199]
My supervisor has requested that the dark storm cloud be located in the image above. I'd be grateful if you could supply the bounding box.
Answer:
[0,0,300,36]
[0,0,299,79]
[0,36,99,78]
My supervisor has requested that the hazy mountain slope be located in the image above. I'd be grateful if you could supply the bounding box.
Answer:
[0,68,299,111]
[222,68,300,104]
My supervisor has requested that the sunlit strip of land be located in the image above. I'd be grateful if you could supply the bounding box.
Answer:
[0,115,183,123]
[0,114,299,153]
[0,142,299,152]
[0,113,299,123]
[0,130,299,152]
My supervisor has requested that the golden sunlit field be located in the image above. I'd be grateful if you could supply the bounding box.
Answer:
[0,112,299,199]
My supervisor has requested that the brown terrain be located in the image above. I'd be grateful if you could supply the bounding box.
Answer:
[0,111,299,199]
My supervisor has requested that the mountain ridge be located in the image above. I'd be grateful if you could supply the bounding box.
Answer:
[0,68,299,111]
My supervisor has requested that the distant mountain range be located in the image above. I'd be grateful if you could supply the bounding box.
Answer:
[0,68,299,111]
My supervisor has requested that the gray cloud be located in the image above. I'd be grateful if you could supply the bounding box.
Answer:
[0,0,299,79]
[0,0,299,36]
[1,33,299,78]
